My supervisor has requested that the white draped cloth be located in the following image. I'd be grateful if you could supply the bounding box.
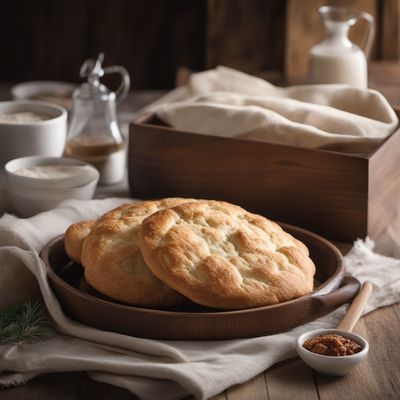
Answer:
[150,67,398,153]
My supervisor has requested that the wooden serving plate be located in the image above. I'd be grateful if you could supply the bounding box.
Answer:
[41,223,360,340]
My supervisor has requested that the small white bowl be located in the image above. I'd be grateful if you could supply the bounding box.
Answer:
[296,328,369,376]
[5,156,99,217]
[11,81,75,110]
[0,100,67,166]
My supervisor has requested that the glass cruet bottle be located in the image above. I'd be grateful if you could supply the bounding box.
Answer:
[309,6,375,88]
[65,53,130,185]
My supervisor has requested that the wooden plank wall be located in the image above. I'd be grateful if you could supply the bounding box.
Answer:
[0,0,398,87]
[205,0,285,74]
[380,0,400,59]
[0,0,207,89]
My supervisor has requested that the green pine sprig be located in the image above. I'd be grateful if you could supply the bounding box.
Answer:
[0,300,53,346]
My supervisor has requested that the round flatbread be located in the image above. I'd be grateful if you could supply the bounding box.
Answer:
[139,200,316,309]
[64,203,141,265]
[81,198,195,307]
[65,220,96,264]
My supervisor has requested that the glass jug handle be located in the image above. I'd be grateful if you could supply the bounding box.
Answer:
[103,65,131,101]
[357,11,375,59]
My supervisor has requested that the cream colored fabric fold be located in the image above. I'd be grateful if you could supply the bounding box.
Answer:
[153,67,398,153]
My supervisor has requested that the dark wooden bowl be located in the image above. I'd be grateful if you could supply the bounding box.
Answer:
[41,223,360,340]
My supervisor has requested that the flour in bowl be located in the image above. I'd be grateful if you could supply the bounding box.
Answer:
[15,165,92,180]
[0,112,47,123]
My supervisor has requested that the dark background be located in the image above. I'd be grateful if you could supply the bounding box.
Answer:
[0,0,286,89]
[0,0,396,89]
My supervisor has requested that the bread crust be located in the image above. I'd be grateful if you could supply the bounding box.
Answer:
[139,200,316,309]
[64,220,96,264]
[81,198,194,307]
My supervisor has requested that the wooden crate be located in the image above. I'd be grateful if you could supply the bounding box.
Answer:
[128,113,400,242]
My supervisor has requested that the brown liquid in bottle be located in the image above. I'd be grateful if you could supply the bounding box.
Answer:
[65,136,126,185]
[65,136,125,159]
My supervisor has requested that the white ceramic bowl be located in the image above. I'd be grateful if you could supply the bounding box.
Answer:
[0,101,67,166]
[11,81,75,109]
[296,328,369,376]
[5,156,99,217]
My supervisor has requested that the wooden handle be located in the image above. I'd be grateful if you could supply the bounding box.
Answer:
[336,282,373,332]
[311,275,360,308]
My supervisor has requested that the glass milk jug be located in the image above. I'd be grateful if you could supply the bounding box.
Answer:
[309,6,375,88]
[65,53,130,185]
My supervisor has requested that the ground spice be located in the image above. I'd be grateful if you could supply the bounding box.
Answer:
[303,333,362,356]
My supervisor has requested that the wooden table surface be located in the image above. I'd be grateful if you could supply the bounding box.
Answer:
[1,63,400,399]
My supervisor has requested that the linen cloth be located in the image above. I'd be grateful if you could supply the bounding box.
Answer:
[0,198,400,400]
[151,66,398,153]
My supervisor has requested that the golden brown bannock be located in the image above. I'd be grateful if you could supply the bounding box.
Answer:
[64,202,141,264]
[65,220,97,264]
[81,198,195,307]
[139,200,316,310]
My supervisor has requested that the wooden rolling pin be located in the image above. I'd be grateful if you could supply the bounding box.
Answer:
[336,282,373,332]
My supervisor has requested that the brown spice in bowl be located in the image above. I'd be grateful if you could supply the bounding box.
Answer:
[303,333,362,356]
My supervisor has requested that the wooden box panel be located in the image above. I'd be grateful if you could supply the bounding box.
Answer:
[128,113,400,242]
